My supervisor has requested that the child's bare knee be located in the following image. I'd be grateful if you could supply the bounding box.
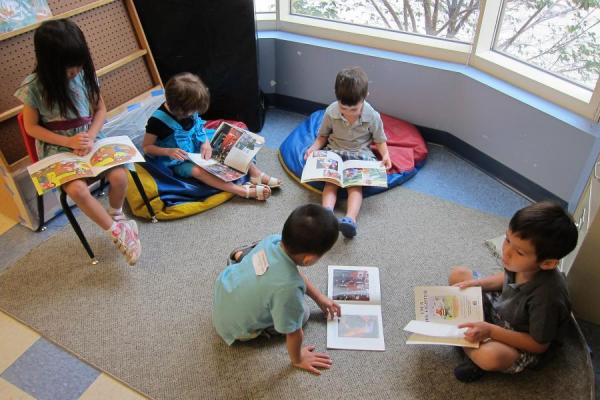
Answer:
[108,168,128,187]
[63,180,90,202]
[448,266,473,285]
[476,353,515,372]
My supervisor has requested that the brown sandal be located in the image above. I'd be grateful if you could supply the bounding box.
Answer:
[250,172,282,188]
[227,241,259,265]
[242,183,271,201]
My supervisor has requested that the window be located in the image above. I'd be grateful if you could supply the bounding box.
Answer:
[256,0,600,119]
[494,0,600,90]
[289,0,480,43]
[256,0,276,13]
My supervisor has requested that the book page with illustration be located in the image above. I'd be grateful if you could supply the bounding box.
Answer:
[340,159,388,188]
[327,265,381,305]
[27,136,144,195]
[404,286,483,348]
[186,154,245,182]
[301,150,387,188]
[211,122,264,173]
[188,122,264,181]
[301,150,344,186]
[326,266,385,351]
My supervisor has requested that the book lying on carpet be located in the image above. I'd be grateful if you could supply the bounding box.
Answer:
[27,136,144,195]
[326,266,385,351]
[301,150,387,188]
[187,122,265,182]
[403,286,483,348]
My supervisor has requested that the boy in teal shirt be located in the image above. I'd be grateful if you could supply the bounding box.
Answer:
[213,204,340,375]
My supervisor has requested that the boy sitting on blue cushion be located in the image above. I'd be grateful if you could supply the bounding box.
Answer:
[449,201,578,382]
[212,204,341,375]
[304,66,391,239]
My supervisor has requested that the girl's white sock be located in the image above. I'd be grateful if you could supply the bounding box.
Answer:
[108,206,123,215]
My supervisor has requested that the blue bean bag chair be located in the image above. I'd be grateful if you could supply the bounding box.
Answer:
[126,119,249,220]
[278,110,428,198]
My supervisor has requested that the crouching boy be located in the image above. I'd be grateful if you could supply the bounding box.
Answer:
[212,204,340,375]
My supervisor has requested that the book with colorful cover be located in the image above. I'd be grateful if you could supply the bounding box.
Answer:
[326,266,385,351]
[301,150,387,188]
[27,136,145,195]
[403,286,484,348]
[187,122,265,182]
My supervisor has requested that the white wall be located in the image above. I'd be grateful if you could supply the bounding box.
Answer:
[258,34,600,204]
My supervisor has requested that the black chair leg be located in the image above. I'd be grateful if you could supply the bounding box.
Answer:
[36,194,47,232]
[60,190,98,264]
[130,168,157,223]
[97,177,107,197]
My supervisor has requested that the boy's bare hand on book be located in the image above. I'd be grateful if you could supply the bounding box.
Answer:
[304,148,313,160]
[166,148,188,161]
[317,296,341,320]
[200,141,212,160]
[453,279,480,289]
[293,345,333,375]
[381,154,392,169]
[458,321,493,343]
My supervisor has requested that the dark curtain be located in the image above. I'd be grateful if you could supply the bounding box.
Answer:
[133,0,265,131]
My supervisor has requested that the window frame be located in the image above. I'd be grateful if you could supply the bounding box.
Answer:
[258,0,600,121]
[470,0,600,120]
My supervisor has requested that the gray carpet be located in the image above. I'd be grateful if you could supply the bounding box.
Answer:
[0,149,592,400]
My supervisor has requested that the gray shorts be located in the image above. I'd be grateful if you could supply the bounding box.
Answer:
[474,271,542,374]
[325,146,376,161]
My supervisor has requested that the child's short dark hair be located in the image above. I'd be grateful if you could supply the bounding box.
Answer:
[509,201,578,261]
[335,67,368,106]
[282,204,339,256]
[165,72,210,117]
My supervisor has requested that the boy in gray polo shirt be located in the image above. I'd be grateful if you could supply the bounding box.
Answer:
[304,66,391,239]
[448,202,578,382]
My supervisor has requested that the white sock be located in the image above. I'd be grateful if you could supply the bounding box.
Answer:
[108,207,123,215]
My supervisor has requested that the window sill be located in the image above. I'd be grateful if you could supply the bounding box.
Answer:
[276,13,471,64]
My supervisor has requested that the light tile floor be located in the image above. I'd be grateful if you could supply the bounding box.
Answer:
[0,107,594,399]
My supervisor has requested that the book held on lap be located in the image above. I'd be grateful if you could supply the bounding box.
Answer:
[187,122,264,182]
[27,136,145,195]
[404,286,484,348]
[326,266,385,351]
[301,150,387,188]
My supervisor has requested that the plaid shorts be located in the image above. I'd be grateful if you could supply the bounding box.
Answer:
[325,146,377,161]
[473,271,541,374]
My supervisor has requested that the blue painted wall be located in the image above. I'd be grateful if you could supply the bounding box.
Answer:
[257,32,600,206]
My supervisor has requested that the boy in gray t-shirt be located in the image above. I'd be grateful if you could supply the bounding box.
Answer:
[304,67,391,239]
[448,202,578,382]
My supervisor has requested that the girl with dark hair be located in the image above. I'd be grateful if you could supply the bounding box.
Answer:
[15,19,141,265]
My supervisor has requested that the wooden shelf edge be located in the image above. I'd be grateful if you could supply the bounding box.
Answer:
[97,49,147,76]
[0,106,22,123]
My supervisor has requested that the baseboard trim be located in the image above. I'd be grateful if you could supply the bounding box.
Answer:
[265,93,566,207]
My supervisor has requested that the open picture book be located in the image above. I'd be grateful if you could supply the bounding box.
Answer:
[301,150,387,188]
[326,266,385,351]
[403,286,484,348]
[187,122,265,182]
[27,136,145,195]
